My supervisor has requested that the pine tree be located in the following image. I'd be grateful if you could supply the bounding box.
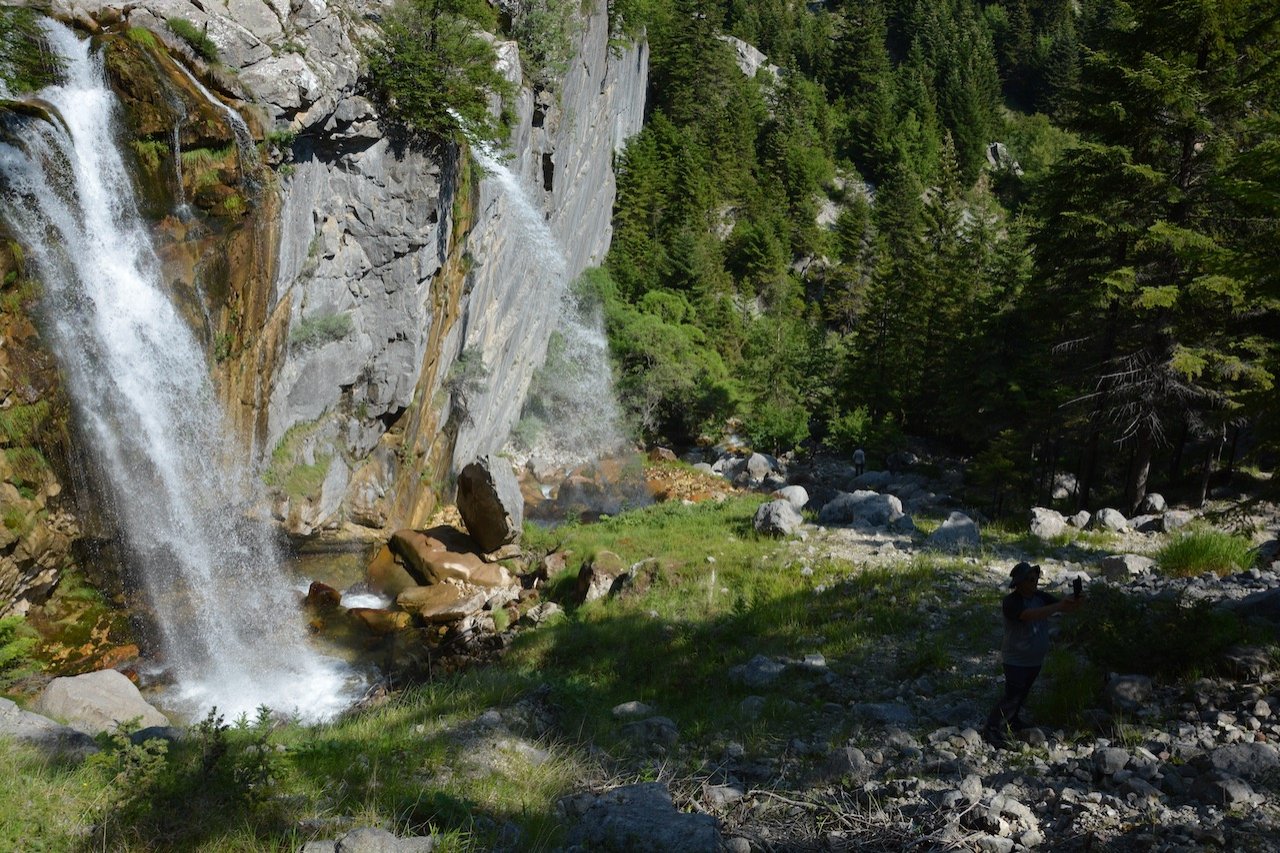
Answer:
[1032,0,1280,509]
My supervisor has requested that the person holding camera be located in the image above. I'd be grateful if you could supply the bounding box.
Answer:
[982,561,1082,747]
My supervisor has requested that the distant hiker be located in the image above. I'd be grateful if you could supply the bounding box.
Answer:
[852,447,865,476]
[982,561,1082,747]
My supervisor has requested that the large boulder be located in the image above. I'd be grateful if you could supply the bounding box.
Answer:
[561,782,721,852]
[35,669,169,735]
[1159,510,1195,532]
[1100,554,1155,581]
[744,452,775,483]
[1207,742,1280,782]
[926,511,981,552]
[771,485,809,511]
[1090,508,1129,532]
[366,545,418,597]
[1029,507,1067,541]
[754,500,803,537]
[851,470,891,491]
[387,527,512,588]
[396,584,487,623]
[1136,492,1166,514]
[456,455,524,553]
[0,697,99,761]
[817,490,904,528]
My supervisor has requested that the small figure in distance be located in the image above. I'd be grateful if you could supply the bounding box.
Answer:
[852,446,865,477]
[982,561,1083,748]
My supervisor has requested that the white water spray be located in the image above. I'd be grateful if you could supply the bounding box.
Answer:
[465,133,629,469]
[0,22,359,721]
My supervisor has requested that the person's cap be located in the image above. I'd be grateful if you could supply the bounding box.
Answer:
[1009,562,1041,587]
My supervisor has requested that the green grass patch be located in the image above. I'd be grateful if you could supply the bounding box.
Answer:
[289,312,352,349]
[127,27,159,49]
[0,614,37,690]
[167,17,219,62]
[0,400,49,444]
[1156,527,1255,577]
[280,455,330,501]
[130,138,167,172]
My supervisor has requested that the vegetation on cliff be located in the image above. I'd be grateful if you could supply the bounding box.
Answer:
[0,8,63,94]
[366,0,515,147]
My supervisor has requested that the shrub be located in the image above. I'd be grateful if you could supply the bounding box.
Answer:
[1063,585,1252,680]
[1157,527,1255,578]
[746,400,810,456]
[167,17,219,62]
[89,707,283,848]
[289,311,352,349]
[512,0,584,88]
[1029,648,1102,729]
[0,8,63,93]
[0,615,38,690]
[366,0,514,148]
[826,405,871,453]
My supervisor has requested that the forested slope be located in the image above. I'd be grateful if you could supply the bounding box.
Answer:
[597,0,1280,515]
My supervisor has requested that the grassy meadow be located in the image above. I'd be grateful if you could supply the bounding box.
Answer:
[1,493,1273,850]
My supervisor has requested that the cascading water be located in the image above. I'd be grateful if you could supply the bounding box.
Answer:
[467,140,630,470]
[0,21,359,721]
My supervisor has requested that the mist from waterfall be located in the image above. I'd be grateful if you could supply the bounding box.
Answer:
[0,21,359,721]
[467,141,630,470]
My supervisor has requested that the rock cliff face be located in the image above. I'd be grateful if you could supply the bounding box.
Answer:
[449,10,648,473]
[0,0,646,617]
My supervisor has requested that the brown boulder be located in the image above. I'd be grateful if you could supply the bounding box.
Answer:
[397,584,487,623]
[457,455,524,552]
[305,581,342,610]
[469,562,514,588]
[388,527,493,585]
[366,545,417,597]
[349,608,413,636]
[574,550,627,604]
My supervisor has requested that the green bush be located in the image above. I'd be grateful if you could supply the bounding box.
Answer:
[88,708,283,849]
[0,615,37,690]
[166,17,219,63]
[512,0,583,87]
[826,405,871,453]
[289,311,352,349]
[0,8,63,93]
[366,0,514,148]
[746,399,810,456]
[1157,527,1255,578]
[1063,585,1252,680]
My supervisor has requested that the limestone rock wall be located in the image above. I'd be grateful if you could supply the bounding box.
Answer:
[450,9,648,470]
[5,0,646,556]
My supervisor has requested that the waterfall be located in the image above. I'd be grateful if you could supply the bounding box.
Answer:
[467,140,629,469]
[0,21,359,721]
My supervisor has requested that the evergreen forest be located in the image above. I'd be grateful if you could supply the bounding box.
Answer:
[593,0,1280,516]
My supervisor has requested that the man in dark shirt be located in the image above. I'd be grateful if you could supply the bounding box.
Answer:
[982,561,1081,747]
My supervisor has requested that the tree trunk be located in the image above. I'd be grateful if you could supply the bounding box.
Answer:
[1128,426,1153,515]
[1169,419,1188,481]
[1196,427,1226,508]
[1226,424,1240,481]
